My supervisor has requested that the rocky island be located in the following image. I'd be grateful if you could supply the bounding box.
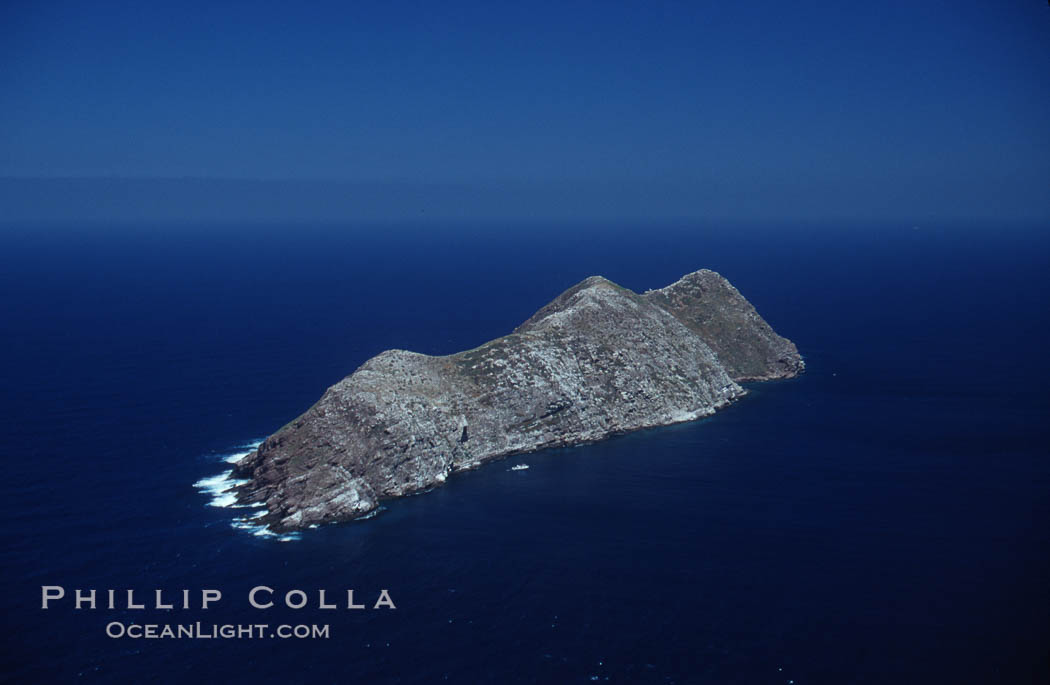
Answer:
[233,269,803,531]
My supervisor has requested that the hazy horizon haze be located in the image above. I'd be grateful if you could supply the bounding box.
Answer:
[2,0,1048,222]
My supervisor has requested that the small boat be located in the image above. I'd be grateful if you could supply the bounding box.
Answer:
[509,464,530,471]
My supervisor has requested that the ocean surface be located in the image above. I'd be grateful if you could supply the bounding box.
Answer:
[0,222,1047,684]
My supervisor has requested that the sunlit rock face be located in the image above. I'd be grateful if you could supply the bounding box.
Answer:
[233,270,803,531]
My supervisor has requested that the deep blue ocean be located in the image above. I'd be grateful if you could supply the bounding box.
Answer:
[1,222,1047,684]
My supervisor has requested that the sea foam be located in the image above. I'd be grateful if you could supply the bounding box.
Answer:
[222,439,263,464]
[195,439,300,542]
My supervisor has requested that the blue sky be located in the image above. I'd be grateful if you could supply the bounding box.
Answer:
[1,0,1048,221]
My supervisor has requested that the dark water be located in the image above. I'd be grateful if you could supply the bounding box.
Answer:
[0,222,1047,684]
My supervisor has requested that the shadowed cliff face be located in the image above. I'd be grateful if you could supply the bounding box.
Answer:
[643,269,804,381]
[233,270,803,531]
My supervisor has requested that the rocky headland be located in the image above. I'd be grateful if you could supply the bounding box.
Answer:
[232,269,803,531]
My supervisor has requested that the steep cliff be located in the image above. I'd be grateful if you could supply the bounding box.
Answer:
[233,269,803,531]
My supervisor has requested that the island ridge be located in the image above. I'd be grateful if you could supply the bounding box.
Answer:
[233,269,804,531]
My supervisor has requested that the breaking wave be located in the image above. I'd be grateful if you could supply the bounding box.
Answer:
[194,439,300,542]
